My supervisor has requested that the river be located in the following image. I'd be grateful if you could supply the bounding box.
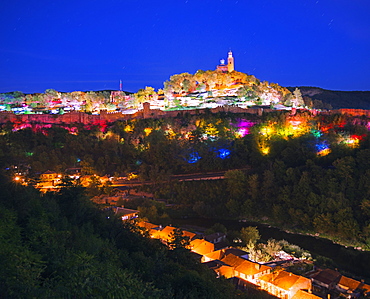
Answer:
[172,217,370,281]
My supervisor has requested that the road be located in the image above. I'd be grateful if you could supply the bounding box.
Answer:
[111,170,229,187]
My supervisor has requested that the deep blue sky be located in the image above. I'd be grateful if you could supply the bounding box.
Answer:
[1,0,369,93]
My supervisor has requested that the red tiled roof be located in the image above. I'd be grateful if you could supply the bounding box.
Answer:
[291,290,321,299]
[220,254,245,268]
[190,239,214,255]
[137,221,158,230]
[259,271,310,291]
[203,249,225,261]
[310,269,341,285]
[157,226,196,242]
[361,283,370,294]
[235,260,271,276]
[217,265,234,279]
[338,276,362,291]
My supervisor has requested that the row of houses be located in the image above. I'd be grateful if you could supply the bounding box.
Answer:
[138,221,370,299]
[307,268,370,298]
[138,221,318,299]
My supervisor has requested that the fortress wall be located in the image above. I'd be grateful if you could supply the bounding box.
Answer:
[0,105,295,126]
[338,109,370,117]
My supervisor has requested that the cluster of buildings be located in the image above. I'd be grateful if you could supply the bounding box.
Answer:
[34,169,98,192]
[138,221,370,299]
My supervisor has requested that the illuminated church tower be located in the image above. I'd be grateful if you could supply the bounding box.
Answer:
[216,51,235,72]
[227,50,234,72]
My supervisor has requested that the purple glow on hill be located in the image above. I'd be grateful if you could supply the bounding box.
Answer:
[234,119,255,137]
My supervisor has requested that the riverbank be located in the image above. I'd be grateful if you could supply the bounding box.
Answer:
[171,217,370,281]
[250,218,368,252]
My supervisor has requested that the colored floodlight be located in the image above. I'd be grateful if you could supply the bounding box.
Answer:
[217,148,231,159]
[187,152,201,163]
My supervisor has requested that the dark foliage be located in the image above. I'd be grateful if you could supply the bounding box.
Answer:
[0,174,262,298]
[288,86,370,109]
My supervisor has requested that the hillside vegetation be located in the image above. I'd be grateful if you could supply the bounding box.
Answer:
[0,174,277,298]
[288,87,370,109]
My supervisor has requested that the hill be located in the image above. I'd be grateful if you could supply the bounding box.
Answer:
[0,174,273,298]
[288,86,370,109]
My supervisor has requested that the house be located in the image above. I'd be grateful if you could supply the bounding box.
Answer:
[36,170,63,191]
[148,228,162,239]
[336,275,370,298]
[156,226,177,242]
[204,232,226,244]
[336,275,362,296]
[216,264,235,279]
[309,268,341,290]
[65,167,82,179]
[202,249,226,263]
[203,259,235,279]
[219,252,272,283]
[361,283,370,296]
[257,270,312,299]
[40,170,61,182]
[137,221,159,230]
[154,226,197,244]
[189,239,214,255]
[204,250,271,285]
[291,290,321,299]
[202,247,249,263]
[137,221,162,237]
[234,260,271,284]
[220,253,247,268]
[112,206,139,221]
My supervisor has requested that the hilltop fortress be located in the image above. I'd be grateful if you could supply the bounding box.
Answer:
[0,50,367,126]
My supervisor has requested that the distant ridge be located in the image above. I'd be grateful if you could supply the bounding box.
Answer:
[287,86,370,110]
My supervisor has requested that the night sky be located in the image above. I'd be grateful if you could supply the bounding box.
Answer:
[1,0,369,94]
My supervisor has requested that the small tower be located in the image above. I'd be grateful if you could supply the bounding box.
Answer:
[227,50,234,72]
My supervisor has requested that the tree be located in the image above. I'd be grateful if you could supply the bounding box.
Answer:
[284,93,294,106]
[225,169,246,200]
[168,228,190,250]
[0,208,44,297]
[292,88,304,107]
[204,223,227,235]
[240,226,260,246]
[264,239,282,258]
[85,175,102,197]
[133,86,157,107]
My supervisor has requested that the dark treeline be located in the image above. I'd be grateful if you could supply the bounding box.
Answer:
[154,137,370,243]
[156,145,370,248]
[0,174,276,298]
